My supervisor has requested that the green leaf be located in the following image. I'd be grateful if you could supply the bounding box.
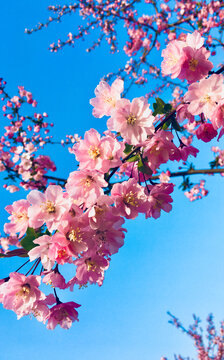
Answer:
[164,103,172,113]
[162,118,172,130]
[126,154,139,162]
[172,118,181,131]
[152,98,168,116]
[124,143,133,154]
[138,160,153,176]
[156,97,165,107]
[20,227,41,252]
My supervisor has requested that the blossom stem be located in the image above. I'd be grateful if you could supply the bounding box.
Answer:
[15,259,30,272]
[53,288,61,305]
[31,258,41,275]
[151,168,224,180]
[25,258,40,276]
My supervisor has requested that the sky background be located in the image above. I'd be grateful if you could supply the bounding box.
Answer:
[0,1,224,359]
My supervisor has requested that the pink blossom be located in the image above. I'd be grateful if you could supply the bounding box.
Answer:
[47,301,80,329]
[52,215,92,258]
[159,171,171,183]
[28,235,55,271]
[6,185,20,193]
[107,97,155,145]
[184,74,224,119]
[195,123,217,142]
[90,78,124,118]
[66,170,107,209]
[178,46,213,83]
[87,195,114,229]
[145,183,174,219]
[161,40,185,78]
[48,238,73,265]
[179,145,199,161]
[176,104,194,123]
[210,100,224,130]
[27,185,70,232]
[75,250,110,286]
[93,215,126,255]
[4,199,30,238]
[111,178,149,219]
[143,131,180,171]
[42,270,66,289]
[0,272,45,319]
[72,129,124,173]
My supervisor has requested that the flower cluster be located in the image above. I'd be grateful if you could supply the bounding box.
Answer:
[0,80,58,191]
[1,31,224,329]
[25,0,224,91]
[163,313,224,360]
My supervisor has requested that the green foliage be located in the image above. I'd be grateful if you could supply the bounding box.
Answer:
[20,227,41,252]
[124,143,133,154]
[179,176,193,191]
[138,158,153,176]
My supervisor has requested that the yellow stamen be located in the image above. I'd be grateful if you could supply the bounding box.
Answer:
[67,228,82,243]
[42,200,56,214]
[189,58,198,71]
[123,191,139,207]
[127,113,137,125]
[81,175,93,189]
[88,145,101,159]
[17,283,31,298]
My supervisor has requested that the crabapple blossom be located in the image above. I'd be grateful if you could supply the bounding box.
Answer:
[0,272,45,319]
[28,235,55,271]
[90,78,124,118]
[4,199,30,238]
[111,178,149,219]
[145,183,174,219]
[195,123,218,142]
[162,31,213,83]
[66,169,107,209]
[42,270,67,289]
[107,97,155,145]
[72,128,124,173]
[46,301,80,330]
[143,131,180,172]
[52,215,93,258]
[1,27,224,332]
[184,74,224,119]
[27,185,70,232]
[75,250,110,286]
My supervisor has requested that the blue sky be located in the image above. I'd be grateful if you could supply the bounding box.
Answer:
[0,1,224,359]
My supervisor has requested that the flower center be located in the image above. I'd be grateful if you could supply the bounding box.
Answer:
[55,309,70,322]
[17,283,31,298]
[96,230,107,243]
[82,175,93,188]
[88,145,101,159]
[86,259,98,272]
[67,228,82,243]
[127,113,137,125]
[57,249,67,258]
[203,94,211,103]
[123,191,139,207]
[189,58,198,71]
[44,200,56,214]
[105,96,116,106]
[13,212,28,222]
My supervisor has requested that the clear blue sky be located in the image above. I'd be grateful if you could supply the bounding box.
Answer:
[0,1,224,359]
